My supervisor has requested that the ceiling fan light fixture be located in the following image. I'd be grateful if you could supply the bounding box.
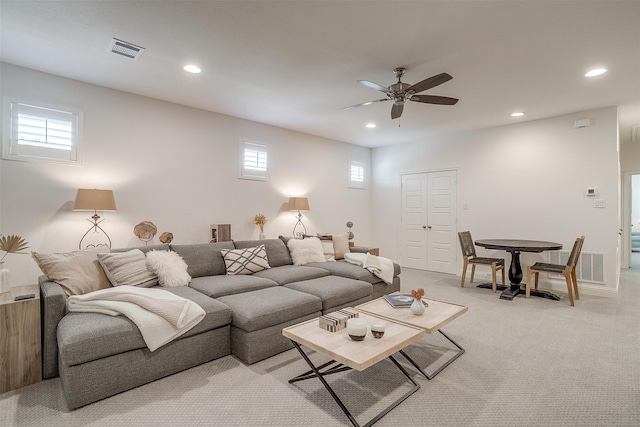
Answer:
[585,68,607,77]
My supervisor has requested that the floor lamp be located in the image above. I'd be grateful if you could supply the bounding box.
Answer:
[74,189,117,249]
[288,197,310,238]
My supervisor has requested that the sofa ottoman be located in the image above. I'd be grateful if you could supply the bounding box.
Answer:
[217,287,322,364]
[285,276,372,314]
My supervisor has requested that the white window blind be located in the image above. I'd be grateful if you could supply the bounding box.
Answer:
[4,100,81,164]
[239,140,270,180]
[348,160,365,188]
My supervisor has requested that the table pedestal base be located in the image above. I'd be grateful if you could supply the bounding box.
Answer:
[476,283,561,301]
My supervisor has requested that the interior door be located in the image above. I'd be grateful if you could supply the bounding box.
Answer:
[401,170,457,273]
[427,170,457,273]
[401,174,428,269]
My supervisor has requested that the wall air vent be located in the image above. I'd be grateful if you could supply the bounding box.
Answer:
[108,38,145,60]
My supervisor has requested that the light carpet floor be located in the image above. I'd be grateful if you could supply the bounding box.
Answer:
[1,268,639,426]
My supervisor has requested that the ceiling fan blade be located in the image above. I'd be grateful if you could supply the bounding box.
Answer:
[407,73,453,94]
[358,80,392,93]
[342,99,389,110]
[391,103,404,119]
[411,95,459,105]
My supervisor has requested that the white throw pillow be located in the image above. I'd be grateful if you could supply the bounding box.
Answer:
[145,250,191,287]
[287,237,326,265]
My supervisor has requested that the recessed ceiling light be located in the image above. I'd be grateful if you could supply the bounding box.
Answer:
[510,112,525,117]
[183,64,201,74]
[366,123,376,128]
[585,68,607,77]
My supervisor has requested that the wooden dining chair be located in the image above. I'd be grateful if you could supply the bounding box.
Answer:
[525,236,585,306]
[458,231,505,293]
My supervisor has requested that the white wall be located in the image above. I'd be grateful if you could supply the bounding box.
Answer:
[0,63,373,286]
[372,106,620,297]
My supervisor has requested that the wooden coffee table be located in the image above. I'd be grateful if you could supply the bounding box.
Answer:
[282,312,425,427]
[355,294,467,380]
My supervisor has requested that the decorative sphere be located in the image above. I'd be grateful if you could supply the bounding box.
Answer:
[346,221,353,228]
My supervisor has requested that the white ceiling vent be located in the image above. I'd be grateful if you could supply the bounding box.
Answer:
[108,38,145,60]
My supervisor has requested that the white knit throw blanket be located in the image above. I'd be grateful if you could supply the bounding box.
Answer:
[67,285,205,351]
[344,252,395,285]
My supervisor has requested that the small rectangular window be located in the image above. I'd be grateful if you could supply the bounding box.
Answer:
[239,140,270,181]
[3,99,81,164]
[348,160,365,189]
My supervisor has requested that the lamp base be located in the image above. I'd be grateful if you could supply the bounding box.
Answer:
[292,212,307,238]
[79,212,112,250]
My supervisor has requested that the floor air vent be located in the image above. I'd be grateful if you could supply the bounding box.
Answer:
[548,251,605,284]
[108,38,145,60]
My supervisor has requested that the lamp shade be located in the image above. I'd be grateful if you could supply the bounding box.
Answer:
[287,197,309,211]
[73,189,117,211]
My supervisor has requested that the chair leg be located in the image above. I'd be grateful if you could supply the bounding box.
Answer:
[460,259,468,287]
[501,266,505,285]
[525,267,532,299]
[491,263,497,293]
[470,265,476,283]
[571,269,579,300]
[565,273,575,306]
[534,272,539,290]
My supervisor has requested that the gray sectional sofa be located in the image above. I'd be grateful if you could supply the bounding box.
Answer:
[39,237,400,409]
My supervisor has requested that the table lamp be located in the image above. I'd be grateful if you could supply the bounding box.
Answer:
[73,189,117,249]
[287,197,310,238]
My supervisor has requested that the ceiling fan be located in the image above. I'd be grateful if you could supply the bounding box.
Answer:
[343,67,459,119]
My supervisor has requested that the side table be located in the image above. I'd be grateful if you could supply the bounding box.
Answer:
[1,285,42,393]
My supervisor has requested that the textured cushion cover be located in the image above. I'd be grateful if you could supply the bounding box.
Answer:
[331,232,351,260]
[32,247,112,297]
[221,245,271,275]
[97,249,158,288]
[146,250,191,287]
[287,237,326,265]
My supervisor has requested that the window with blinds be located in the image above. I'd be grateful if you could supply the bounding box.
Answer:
[239,140,270,181]
[349,160,365,188]
[4,100,81,164]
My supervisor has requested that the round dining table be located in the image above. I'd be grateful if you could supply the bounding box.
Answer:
[474,239,562,300]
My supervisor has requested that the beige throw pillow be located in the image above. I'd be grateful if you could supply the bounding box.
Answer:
[32,247,112,297]
[98,249,159,288]
[331,232,351,260]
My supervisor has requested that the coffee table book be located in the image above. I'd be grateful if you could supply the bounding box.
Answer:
[383,293,428,308]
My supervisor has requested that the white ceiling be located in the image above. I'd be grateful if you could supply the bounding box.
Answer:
[1,1,639,148]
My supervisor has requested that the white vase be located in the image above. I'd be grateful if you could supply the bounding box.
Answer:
[411,297,425,316]
[259,232,267,240]
[0,262,10,294]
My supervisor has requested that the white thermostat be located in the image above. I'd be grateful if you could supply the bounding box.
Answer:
[585,187,597,197]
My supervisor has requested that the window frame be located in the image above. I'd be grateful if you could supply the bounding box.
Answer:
[3,97,83,165]
[348,159,366,189]
[238,139,270,181]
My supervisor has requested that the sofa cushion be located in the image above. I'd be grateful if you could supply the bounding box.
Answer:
[252,265,330,285]
[57,286,232,367]
[189,275,278,298]
[285,276,372,312]
[234,239,292,267]
[221,245,270,275]
[170,242,235,278]
[217,287,322,332]
[286,237,326,265]
[306,260,401,284]
[32,247,112,297]
[111,244,169,254]
[97,249,159,288]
